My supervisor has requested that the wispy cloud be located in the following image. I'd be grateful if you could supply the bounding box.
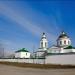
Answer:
[0,1,63,47]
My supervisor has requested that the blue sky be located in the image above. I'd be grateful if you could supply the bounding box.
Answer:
[0,0,75,53]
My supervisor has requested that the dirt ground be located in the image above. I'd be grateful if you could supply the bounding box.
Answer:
[0,64,75,75]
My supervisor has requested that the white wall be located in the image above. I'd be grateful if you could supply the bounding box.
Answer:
[36,51,45,57]
[0,59,45,64]
[1,54,75,65]
[61,49,74,53]
[46,53,75,65]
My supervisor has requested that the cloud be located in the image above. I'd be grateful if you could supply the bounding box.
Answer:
[0,1,63,48]
[0,2,58,44]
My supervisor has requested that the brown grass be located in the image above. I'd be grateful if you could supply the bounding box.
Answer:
[0,62,75,69]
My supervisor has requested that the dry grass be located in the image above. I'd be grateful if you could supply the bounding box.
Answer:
[0,62,75,69]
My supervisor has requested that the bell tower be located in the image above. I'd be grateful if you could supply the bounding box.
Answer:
[40,33,48,50]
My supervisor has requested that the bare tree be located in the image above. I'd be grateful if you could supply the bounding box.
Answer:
[0,43,4,58]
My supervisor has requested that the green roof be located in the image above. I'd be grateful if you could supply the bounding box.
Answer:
[15,48,29,53]
[64,45,75,49]
[47,52,75,56]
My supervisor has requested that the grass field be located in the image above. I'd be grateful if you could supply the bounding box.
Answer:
[0,62,75,69]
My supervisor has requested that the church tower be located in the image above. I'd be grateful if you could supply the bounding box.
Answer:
[57,31,71,48]
[40,33,48,50]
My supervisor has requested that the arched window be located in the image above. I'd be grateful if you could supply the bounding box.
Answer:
[26,53,27,55]
[60,41,62,45]
[68,41,69,44]
[45,42,47,47]
[64,40,66,44]
[41,42,43,48]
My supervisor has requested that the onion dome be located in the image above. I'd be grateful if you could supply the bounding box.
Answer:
[41,32,46,39]
[58,31,69,39]
[57,31,71,47]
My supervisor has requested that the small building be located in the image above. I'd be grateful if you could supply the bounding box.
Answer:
[15,48,30,58]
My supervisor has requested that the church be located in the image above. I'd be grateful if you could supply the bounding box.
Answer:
[35,31,75,58]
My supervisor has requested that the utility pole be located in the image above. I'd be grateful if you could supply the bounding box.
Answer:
[33,45,35,64]
[43,51,46,64]
[0,43,4,58]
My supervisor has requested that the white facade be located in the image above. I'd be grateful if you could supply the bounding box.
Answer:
[15,52,30,58]
[57,31,71,47]
[35,33,48,58]
[57,38,71,47]
[36,51,46,58]
[40,33,48,50]
[47,46,61,53]
[35,31,75,59]
[47,31,75,53]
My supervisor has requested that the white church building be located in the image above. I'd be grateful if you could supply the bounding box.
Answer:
[36,31,75,58]
[1,31,75,65]
[14,31,75,60]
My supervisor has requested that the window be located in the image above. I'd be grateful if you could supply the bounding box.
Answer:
[68,41,69,44]
[60,41,62,45]
[64,40,66,44]
[26,53,27,55]
[41,42,43,48]
[45,42,46,47]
